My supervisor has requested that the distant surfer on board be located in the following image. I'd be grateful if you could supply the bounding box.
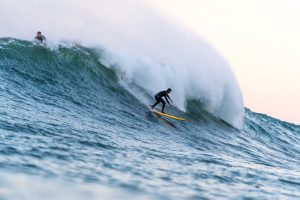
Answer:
[151,88,173,113]
[35,31,46,45]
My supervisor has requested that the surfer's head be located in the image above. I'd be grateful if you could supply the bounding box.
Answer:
[37,31,41,35]
[167,88,172,93]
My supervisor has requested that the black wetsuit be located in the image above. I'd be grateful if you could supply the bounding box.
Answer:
[151,90,172,113]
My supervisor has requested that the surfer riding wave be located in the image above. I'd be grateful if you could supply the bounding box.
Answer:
[151,88,173,113]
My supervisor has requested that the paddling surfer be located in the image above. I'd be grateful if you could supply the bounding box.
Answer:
[35,31,46,45]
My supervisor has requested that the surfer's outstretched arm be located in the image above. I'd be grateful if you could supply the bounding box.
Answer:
[165,96,171,106]
[167,94,173,103]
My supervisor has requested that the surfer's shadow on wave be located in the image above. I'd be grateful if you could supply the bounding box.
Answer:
[146,111,178,129]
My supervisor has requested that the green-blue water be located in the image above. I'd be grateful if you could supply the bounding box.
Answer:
[0,38,299,199]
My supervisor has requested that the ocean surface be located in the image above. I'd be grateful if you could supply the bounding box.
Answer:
[0,38,299,200]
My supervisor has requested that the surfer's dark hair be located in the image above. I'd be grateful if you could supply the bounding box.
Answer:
[167,88,172,92]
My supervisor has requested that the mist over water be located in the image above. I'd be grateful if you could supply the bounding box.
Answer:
[1,0,244,128]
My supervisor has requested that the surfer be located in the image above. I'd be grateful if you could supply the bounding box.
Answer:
[151,88,173,113]
[35,31,46,44]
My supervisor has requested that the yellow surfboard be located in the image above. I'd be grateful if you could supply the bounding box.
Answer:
[152,110,186,121]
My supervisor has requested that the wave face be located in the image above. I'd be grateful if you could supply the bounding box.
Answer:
[0,39,300,200]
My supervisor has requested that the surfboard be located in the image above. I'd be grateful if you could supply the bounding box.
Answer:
[152,110,186,121]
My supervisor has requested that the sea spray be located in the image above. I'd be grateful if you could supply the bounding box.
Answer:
[99,46,244,128]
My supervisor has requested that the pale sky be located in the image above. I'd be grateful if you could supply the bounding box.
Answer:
[148,0,300,124]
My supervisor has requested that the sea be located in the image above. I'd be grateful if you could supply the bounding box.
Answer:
[0,38,299,200]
